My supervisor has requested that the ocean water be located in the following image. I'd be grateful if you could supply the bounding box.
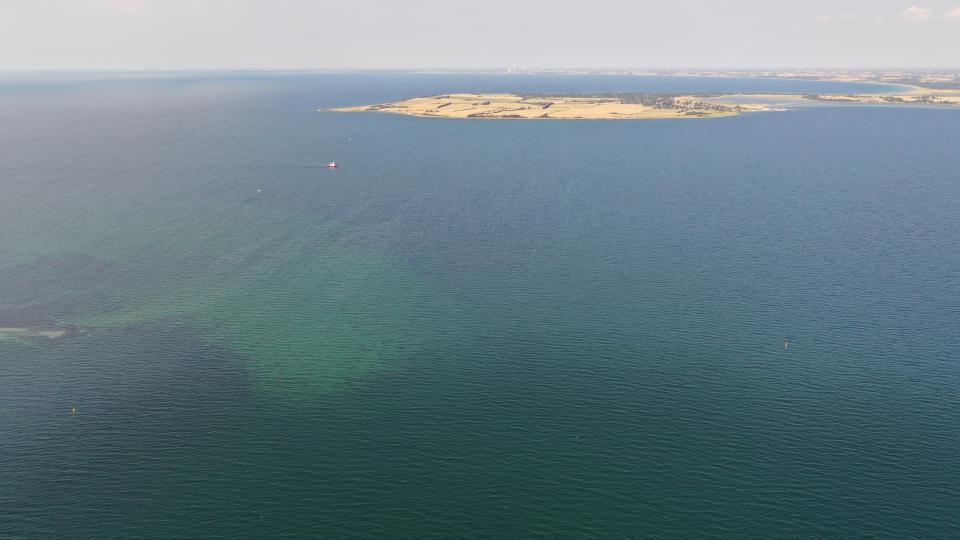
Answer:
[1,73,959,537]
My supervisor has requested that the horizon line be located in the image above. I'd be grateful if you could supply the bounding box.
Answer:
[2,67,960,73]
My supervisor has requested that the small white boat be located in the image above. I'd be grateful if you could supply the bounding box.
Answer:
[327,161,338,169]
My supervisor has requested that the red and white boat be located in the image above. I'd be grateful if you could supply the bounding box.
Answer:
[327,161,338,169]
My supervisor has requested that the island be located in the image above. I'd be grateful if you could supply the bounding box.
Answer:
[802,91,960,106]
[326,93,773,120]
[324,87,960,121]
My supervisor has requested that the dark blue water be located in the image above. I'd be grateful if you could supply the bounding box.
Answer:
[1,73,959,537]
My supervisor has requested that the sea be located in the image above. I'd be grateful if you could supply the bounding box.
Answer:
[1,72,959,538]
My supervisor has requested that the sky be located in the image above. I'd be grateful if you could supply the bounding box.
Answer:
[1,0,959,70]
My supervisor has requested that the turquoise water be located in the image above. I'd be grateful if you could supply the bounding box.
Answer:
[2,73,959,537]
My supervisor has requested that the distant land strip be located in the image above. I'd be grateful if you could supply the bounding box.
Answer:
[324,88,960,120]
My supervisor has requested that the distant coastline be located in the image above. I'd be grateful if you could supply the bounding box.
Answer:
[326,93,764,120]
[371,68,960,92]
[325,85,960,121]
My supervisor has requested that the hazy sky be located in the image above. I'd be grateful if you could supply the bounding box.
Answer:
[2,0,959,70]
